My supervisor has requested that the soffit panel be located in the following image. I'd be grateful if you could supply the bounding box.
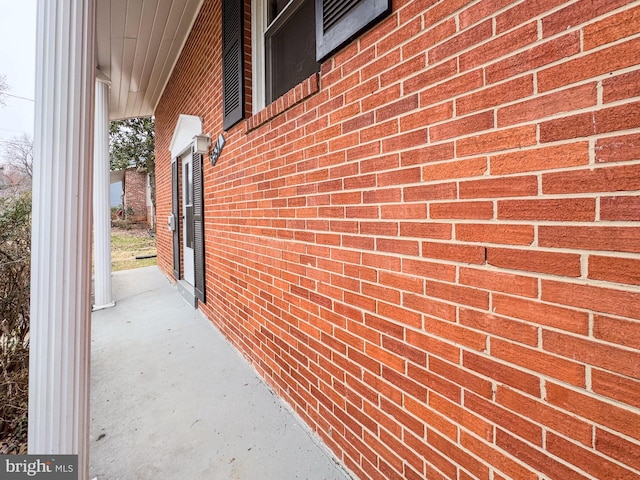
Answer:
[97,0,204,121]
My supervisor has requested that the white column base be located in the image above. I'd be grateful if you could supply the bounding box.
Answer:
[93,301,116,311]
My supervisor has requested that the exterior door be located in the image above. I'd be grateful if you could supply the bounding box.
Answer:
[182,151,195,285]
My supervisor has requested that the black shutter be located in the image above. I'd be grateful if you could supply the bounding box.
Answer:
[171,158,181,279]
[193,150,206,303]
[223,0,244,130]
[315,0,391,61]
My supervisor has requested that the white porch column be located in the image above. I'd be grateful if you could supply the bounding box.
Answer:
[29,1,96,478]
[93,73,114,310]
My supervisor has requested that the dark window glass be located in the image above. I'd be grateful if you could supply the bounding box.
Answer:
[268,0,291,22]
[266,0,320,104]
[186,163,193,206]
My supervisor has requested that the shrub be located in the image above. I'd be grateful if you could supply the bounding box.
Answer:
[0,191,31,453]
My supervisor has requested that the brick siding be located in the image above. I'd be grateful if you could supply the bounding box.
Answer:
[155,0,640,478]
[123,168,149,224]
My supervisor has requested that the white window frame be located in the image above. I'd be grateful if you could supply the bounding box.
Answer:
[251,0,268,114]
[251,0,313,114]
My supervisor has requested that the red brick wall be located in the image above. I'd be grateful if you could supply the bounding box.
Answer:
[155,0,640,478]
[123,168,149,224]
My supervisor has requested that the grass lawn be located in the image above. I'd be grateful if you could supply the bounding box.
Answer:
[111,226,157,271]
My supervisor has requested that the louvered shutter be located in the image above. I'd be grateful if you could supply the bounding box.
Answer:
[193,150,206,303]
[223,0,244,130]
[171,158,181,279]
[315,0,391,61]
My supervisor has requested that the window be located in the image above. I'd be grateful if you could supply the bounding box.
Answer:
[252,0,322,112]
[184,160,194,249]
[237,0,392,115]
[265,0,320,104]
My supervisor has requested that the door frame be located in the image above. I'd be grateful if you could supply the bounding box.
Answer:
[169,115,206,305]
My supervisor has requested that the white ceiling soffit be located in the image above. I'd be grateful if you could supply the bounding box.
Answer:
[96,0,204,121]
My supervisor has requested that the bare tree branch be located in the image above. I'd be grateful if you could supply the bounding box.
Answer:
[1,134,33,184]
[0,74,8,107]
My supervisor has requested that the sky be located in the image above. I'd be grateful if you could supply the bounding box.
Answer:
[0,1,36,147]
[0,1,123,203]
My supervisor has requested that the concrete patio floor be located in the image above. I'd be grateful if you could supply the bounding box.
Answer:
[90,266,352,480]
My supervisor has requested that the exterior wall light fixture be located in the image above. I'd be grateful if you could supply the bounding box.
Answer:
[193,134,211,155]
